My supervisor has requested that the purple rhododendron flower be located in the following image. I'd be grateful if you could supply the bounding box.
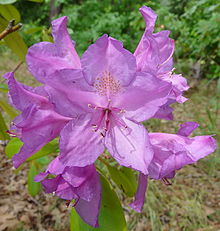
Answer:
[2,5,216,228]
[135,6,189,120]
[34,158,101,227]
[4,11,176,175]
[130,122,217,212]
[3,72,72,168]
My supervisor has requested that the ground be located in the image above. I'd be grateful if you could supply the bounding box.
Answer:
[0,52,219,231]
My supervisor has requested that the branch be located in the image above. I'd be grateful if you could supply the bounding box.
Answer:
[0,19,22,41]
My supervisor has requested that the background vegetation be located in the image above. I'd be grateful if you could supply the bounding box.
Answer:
[0,0,219,231]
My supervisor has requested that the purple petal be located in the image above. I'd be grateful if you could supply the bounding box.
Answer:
[12,105,71,168]
[44,69,105,117]
[161,74,189,103]
[4,72,48,111]
[26,17,80,83]
[105,118,153,174]
[129,173,148,212]
[34,172,48,182]
[46,157,66,175]
[41,176,61,193]
[187,135,217,161]
[75,166,100,202]
[114,72,171,122]
[75,172,101,227]
[62,165,94,188]
[51,16,81,68]
[139,6,157,33]
[148,133,217,179]
[55,179,77,200]
[135,6,174,74]
[153,101,174,120]
[81,34,136,87]
[177,122,199,137]
[153,31,174,74]
[59,115,105,167]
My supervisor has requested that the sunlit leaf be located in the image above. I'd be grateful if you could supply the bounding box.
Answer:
[0,99,18,119]
[107,165,137,197]
[0,4,20,23]
[0,0,17,4]
[5,138,59,160]
[70,175,127,231]
[28,161,41,196]
[5,137,22,158]
[27,139,59,161]
[0,111,9,140]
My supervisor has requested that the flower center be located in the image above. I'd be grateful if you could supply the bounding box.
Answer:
[94,71,121,98]
[88,104,127,137]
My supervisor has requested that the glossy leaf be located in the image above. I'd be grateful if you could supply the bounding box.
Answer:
[0,0,17,4]
[27,139,59,161]
[0,111,9,140]
[0,17,28,61]
[5,138,58,160]
[70,175,127,231]
[107,165,137,197]
[5,137,22,158]
[0,4,20,23]
[28,161,41,196]
[0,99,18,119]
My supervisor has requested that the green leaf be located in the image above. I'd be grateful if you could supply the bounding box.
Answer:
[27,139,59,161]
[0,99,18,119]
[35,156,50,165]
[0,111,9,140]
[24,26,42,34]
[5,137,23,158]
[28,161,41,196]
[41,28,53,42]
[5,138,58,160]
[0,4,20,23]
[0,17,28,61]
[0,0,17,4]
[107,165,137,197]
[70,175,127,231]
[0,83,8,93]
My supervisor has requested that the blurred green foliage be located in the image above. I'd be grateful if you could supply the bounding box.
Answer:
[0,0,219,79]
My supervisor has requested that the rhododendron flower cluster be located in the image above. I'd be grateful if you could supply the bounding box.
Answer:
[3,6,216,227]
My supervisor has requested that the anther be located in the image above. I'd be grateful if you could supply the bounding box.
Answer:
[6,130,17,137]
[66,200,71,207]
[162,178,172,186]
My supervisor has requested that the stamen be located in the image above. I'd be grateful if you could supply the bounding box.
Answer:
[162,178,172,186]
[72,197,80,207]
[6,130,17,137]
[66,200,71,207]
[94,71,121,97]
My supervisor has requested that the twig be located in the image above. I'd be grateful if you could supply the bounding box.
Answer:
[0,19,22,41]
[13,61,23,73]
